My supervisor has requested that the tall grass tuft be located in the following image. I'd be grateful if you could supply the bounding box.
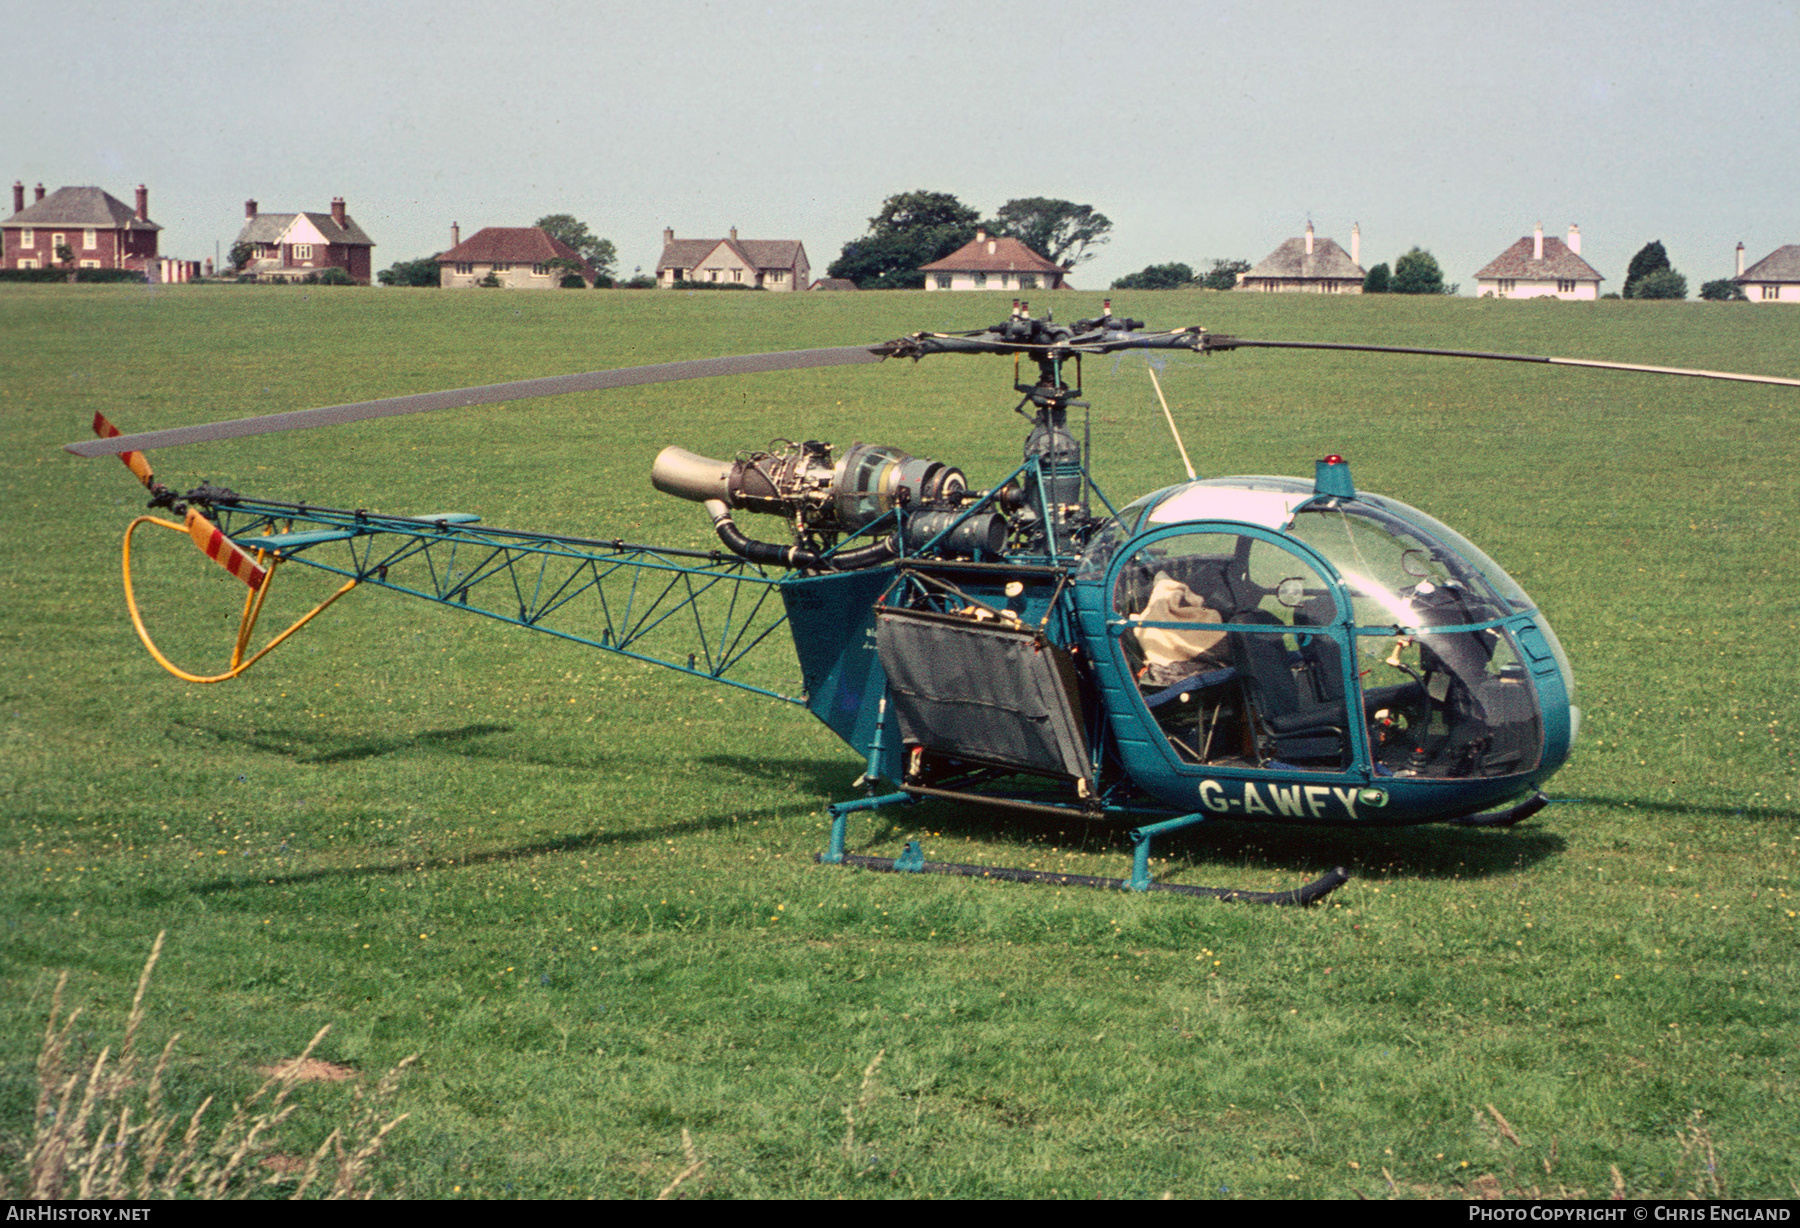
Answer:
[7,933,416,1200]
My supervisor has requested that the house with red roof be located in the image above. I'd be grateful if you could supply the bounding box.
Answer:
[918,230,1066,292]
[3,181,161,272]
[437,225,595,288]
[1473,224,1602,300]
[1733,244,1800,303]
[234,197,375,283]
[655,228,810,290]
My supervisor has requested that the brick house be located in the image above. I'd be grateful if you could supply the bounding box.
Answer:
[1473,224,1603,299]
[436,225,596,288]
[918,230,1067,291]
[655,228,810,290]
[3,181,161,272]
[234,197,375,283]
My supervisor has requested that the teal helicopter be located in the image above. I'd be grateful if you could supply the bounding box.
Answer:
[68,303,1800,904]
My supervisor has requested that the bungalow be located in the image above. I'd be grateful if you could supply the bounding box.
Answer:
[1240,222,1364,293]
[234,197,375,284]
[437,225,595,288]
[918,230,1066,292]
[1733,243,1800,303]
[656,228,810,290]
[3,181,161,272]
[1473,224,1602,300]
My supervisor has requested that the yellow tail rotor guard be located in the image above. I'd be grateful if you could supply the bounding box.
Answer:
[121,514,358,684]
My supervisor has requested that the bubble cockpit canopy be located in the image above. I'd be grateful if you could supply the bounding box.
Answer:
[1082,474,1575,784]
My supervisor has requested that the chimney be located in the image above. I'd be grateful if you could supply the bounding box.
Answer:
[35,183,45,202]
[330,197,347,227]
[11,181,21,214]
[729,226,737,242]
[1351,222,1360,266]
[975,228,986,243]
[1304,220,1314,256]
[136,184,148,221]
[1737,242,1745,277]
[451,222,460,248]
[663,227,674,246]
[1567,224,1581,256]
[246,199,258,218]
[1533,223,1543,261]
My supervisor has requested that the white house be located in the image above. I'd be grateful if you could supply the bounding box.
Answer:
[917,230,1067,292]
[1240,222,1364,293]
[1473,225,1603,300]
[1734,244,1800,303]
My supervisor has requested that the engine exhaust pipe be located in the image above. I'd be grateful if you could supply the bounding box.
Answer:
[651,446,734,504]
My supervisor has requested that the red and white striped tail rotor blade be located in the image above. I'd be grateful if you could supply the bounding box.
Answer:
[92,412,157,488]
[183,508,268,592]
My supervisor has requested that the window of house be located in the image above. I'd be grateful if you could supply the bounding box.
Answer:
[732,269,742,282]
[455,263,472,275]
[1497,279,1514,294]
[532,264,549,276]
[768,269,786,283]
[1764,284,1780,301]
[83,229,97,249]
[79,260,99,269]
[1558,279,1575,293]
[52,233,65,251]
[972,272,987,288]
[19,258,37,269]
[935,274,951,289]
[293,244,313,261]
[493,263,511,272]
[1018,275,1037,290]
[19,228,32,247]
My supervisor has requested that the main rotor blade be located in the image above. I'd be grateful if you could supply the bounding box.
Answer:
[1209,338,1800,387]
[66,344,892,457]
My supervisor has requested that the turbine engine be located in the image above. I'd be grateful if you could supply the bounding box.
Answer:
[652,440,1005,566]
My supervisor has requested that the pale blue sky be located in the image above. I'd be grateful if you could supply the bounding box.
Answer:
[11,0,1797,292]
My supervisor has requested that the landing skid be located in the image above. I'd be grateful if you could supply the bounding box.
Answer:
[1445,791,1550,828]
[817,790,1348,906]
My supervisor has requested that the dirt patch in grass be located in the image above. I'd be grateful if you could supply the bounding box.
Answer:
[262,1056,357,1082]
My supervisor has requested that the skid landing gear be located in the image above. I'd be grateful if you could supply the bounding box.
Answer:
[817,793,1348,906]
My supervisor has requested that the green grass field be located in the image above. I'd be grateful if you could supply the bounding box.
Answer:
[2,283,1795,1198]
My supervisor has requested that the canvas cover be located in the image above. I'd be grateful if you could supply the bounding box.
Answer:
[876,608,1089,781]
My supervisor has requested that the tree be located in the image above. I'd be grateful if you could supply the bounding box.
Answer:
[1699,278,1748,302]
[827,190,980,289]
[1623,241,1670,298]
[866,190,980,236]
[985,198,1112,270]
[1362,262,1390,294]
[228,240,254,273]
[1391,248,1450,295]
[1629,268,1688,300]
[1199,258,1250,291]
[534,214,617,280]
[1110,262,1194,291]
[377,256,442,287]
